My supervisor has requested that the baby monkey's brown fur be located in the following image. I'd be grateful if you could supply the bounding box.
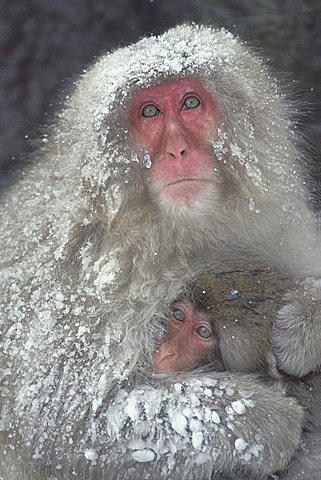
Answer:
[190,262,292,375]
[165,264,321,479]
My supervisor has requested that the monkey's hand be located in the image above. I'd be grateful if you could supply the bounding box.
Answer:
[272,278,321,377]
[105,373,303,479]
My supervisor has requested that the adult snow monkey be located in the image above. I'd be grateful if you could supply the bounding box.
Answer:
[1,24,321,480]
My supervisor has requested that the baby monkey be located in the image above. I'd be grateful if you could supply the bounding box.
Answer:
[153,264,289,375]
[153,265,321,480]
[153,297,220,373]
[153,295,276,375]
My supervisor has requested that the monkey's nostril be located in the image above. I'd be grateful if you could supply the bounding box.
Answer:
[166,148,187,160]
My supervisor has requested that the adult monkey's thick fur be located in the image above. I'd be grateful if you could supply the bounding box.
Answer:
[1,24,321,480]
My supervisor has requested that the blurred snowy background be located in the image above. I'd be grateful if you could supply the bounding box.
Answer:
[1,0,320,191]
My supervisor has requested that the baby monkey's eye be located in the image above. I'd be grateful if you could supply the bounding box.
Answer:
[172,307,186,322]
[196,325,213,339]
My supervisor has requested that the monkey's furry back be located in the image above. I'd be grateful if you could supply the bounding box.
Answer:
[0,24,318,479]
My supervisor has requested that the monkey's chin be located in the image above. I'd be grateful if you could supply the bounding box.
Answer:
[156,181,220,225]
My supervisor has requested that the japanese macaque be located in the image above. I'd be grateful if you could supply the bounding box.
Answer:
[153,264,292,374]
[153,267,321,480]
[153,297,222,373]
[1,23,321,480]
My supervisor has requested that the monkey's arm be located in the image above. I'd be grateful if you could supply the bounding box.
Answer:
[104,373,303,480]
[273,278,321,377]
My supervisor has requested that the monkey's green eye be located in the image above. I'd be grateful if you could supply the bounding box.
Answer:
[196,326,213,339]
[172,307,186,322]
[181,96,200,110]
[141,104,160,117]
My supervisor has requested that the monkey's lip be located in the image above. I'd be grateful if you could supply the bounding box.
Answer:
[164,178,211,188]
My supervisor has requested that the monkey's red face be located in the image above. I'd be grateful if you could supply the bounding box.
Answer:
[129,78,219,205]
[153,299,217,372]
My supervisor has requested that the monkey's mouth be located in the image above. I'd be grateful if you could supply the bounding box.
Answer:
[161,178,214,204]
[165,178,211,188]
